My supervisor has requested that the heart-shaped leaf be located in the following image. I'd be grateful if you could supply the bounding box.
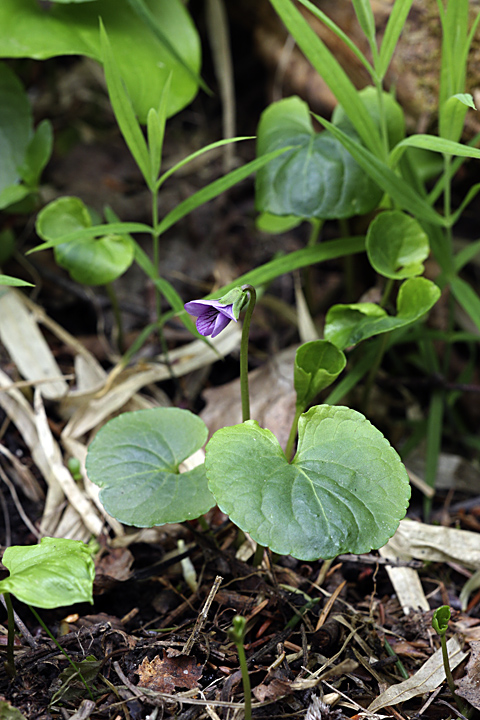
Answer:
[366,211,430,279]
[324,277,441,350]
[0,0,200,122]
[0,537,95,609]
[294,340,346,409]
[255,96,382,219]
[36,196,134,285]
[205,405,410,560]
[86,408,214,527]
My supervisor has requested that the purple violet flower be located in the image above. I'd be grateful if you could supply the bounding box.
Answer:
[184,299,237,338]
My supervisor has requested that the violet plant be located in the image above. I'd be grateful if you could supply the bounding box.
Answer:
[86,284,411,562]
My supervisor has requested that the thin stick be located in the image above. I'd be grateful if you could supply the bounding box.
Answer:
[182,576,222,655]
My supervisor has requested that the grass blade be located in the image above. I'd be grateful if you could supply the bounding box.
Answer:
[450,276,480,334]
[315,116,445,226]
[378,0,414,78]
[157,147,291,235]
[100,20,151,187]
[296,0,375,77]
[269,0,383,156]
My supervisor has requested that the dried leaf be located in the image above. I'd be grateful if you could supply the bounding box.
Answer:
[137,651,203,693]
[383,519,480,569]
[368,636,467,712]
[455,640,480,709]
[253,677,292,702]
[0,290,68,399]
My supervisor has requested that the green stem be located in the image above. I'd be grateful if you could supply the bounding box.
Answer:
[285,406,303,461]
[3,593,16,679]
[236,640,252,720]
[240,285,256,423]
[440,634,471,718]
[384,638,409,680]
[29,606,94,702]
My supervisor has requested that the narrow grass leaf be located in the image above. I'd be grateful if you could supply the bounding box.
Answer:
[204,237,366,299]
[296,0,374,77]
[454,239,480,272]
[269,0,383,156]
[30,222,153,253]
[315,116,444,225]
[378,0,414,78]
[351,0,376,46]
[391,134,480,167]
[450,276,480,334]
[133,243,200,337]
[157,147,291,235]
[0,274,34,287]
[100,20,151,187]
[157,136,254,189]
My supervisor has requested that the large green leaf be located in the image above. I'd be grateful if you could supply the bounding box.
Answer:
[0,63,33,196]
[256,96,382,219]
[36,197,134,285]
[205,405,410,560]
[324,277,441,349]
[366,211,430,279]
[0,537,95,609]
[86,408,214,526]
[0,0,200,122]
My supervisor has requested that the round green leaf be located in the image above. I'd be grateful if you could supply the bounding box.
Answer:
[0,537,95,609]
[294,340,346,408]
[86,408,214,527]
[37,196,91,239]
[255,96,382,219]
[333,86,406,150]
[55,234,134,285]
[36,197,134,285]
[205,405,410,560]
[0,0,200,122]
[366,211,430,279]
[324,277,441,349]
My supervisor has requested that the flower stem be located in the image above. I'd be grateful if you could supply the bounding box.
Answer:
[3,592,16,679]
[240,285,256,422]
[285,406,303,461]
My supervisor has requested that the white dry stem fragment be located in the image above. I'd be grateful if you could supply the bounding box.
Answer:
[178,538,198,593]
[63,324,241,439]
[34,389,104,538]
[0,289,68,400]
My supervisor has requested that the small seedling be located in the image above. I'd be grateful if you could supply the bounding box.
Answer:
[227,616,252,720]
[432,605,472,718]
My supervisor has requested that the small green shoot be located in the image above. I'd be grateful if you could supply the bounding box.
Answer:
[227,616,252,720]
[432,605,472,717]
